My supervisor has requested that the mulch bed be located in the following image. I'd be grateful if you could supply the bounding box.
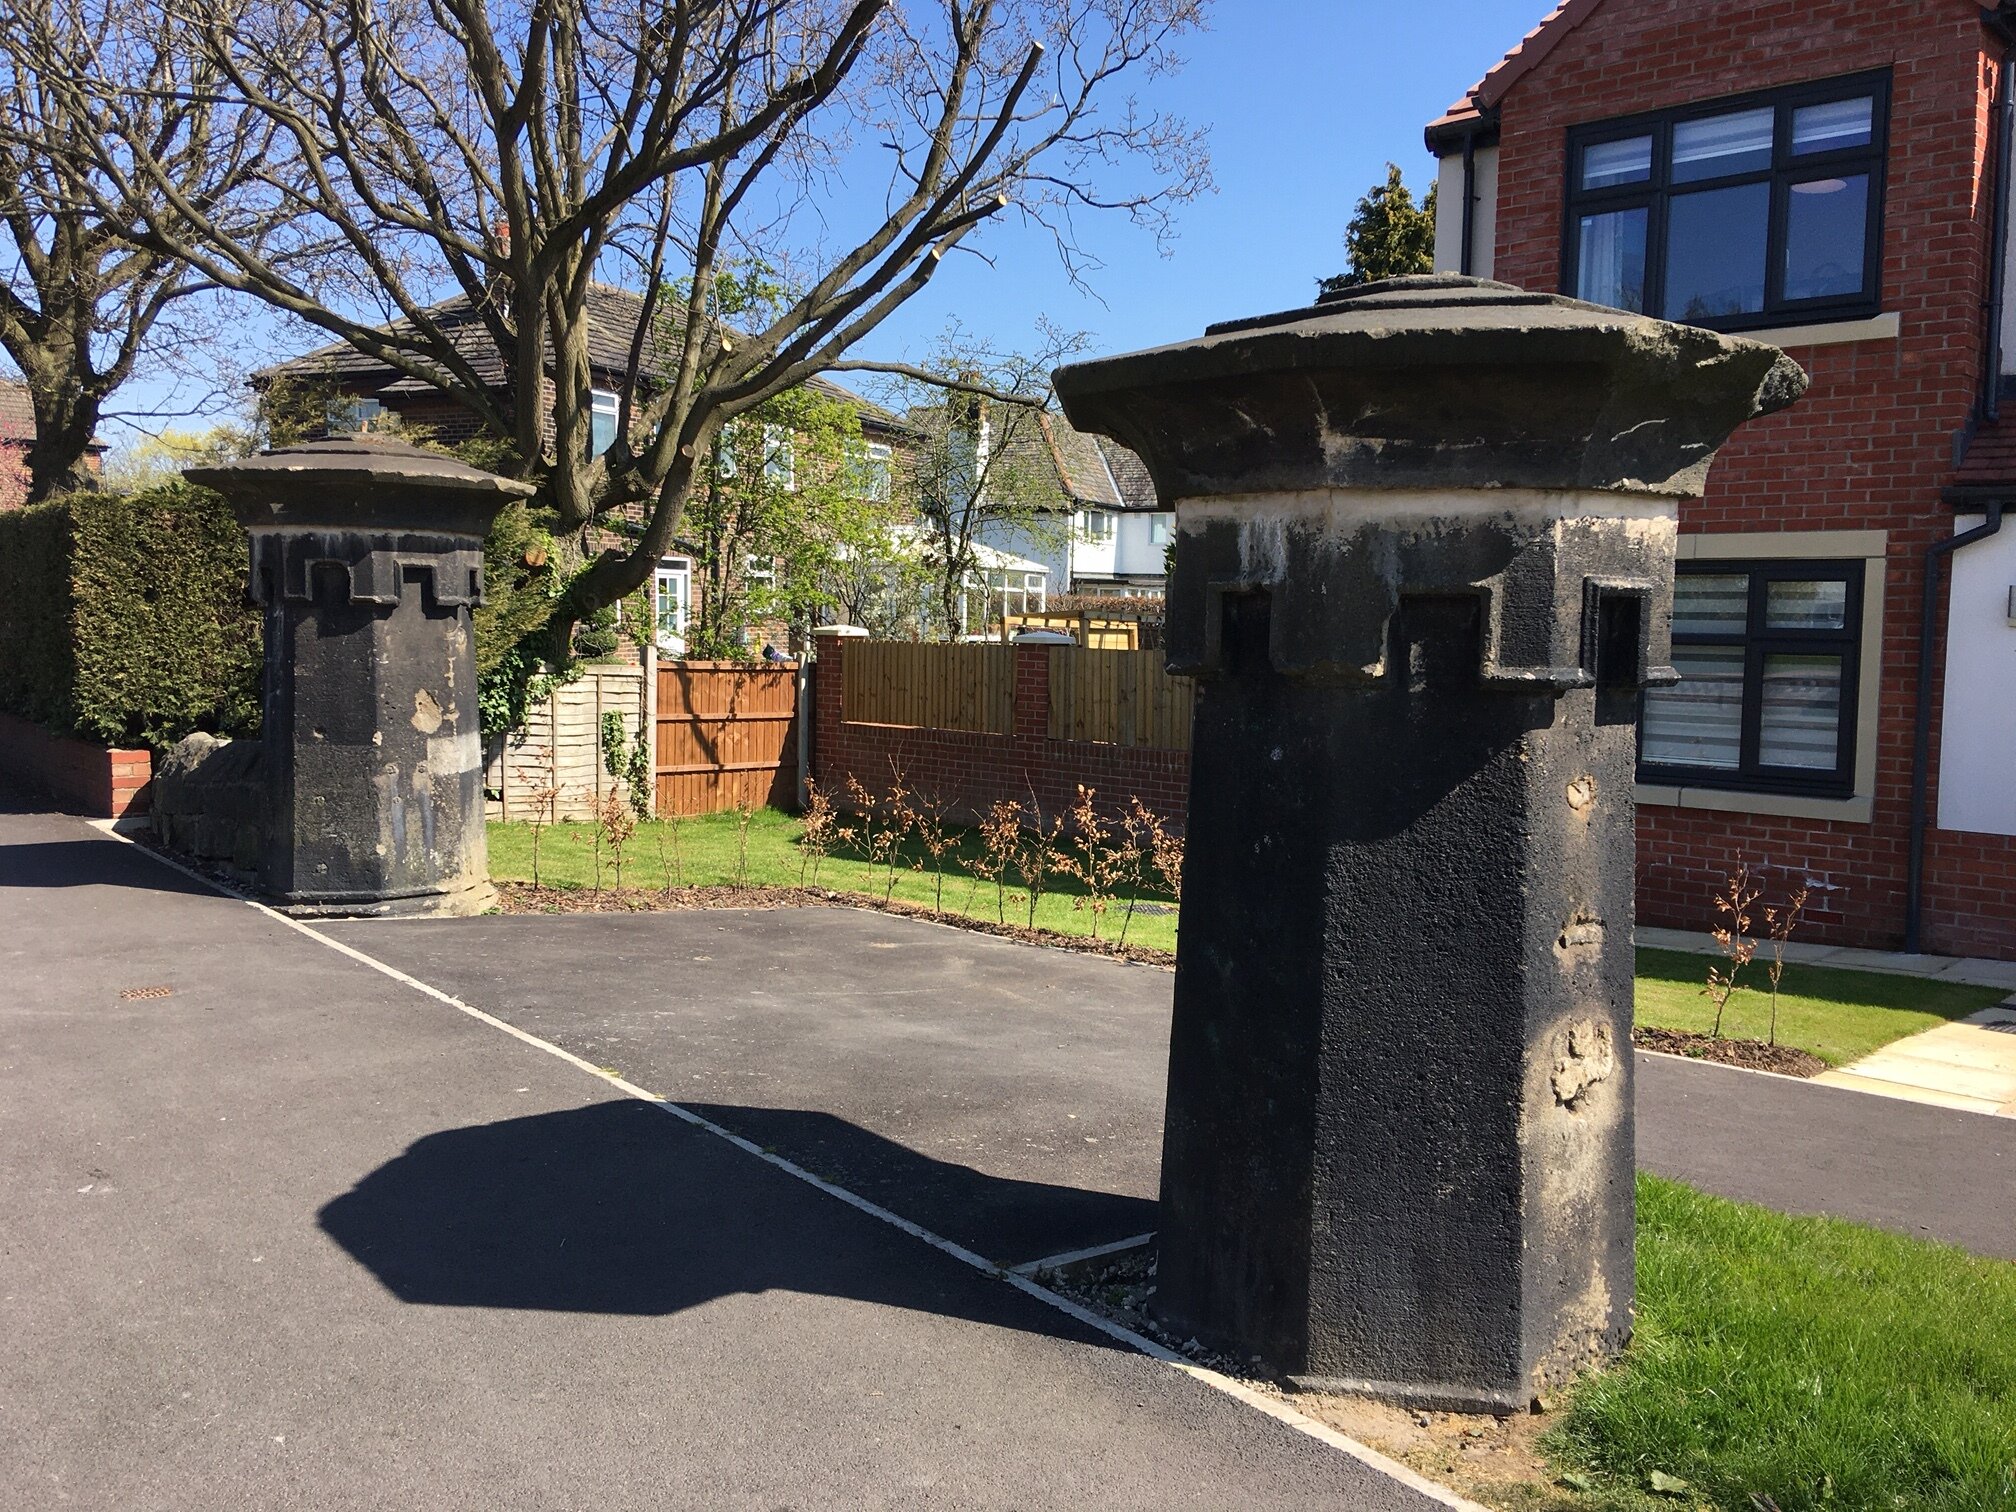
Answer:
[1631,1025,1829,1078]
[494,880,1178,967]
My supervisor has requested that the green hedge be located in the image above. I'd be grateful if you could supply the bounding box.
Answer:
[0,484,261,749]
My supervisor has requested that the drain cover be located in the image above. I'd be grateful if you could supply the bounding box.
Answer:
[118,985,174,1001]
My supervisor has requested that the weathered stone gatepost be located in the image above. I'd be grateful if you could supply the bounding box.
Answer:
[1053,276,1805,1410]
[189,436,532,917]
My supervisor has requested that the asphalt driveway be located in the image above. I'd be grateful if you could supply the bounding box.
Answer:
[330,904,2016,1265]
[0,804,1443,1511]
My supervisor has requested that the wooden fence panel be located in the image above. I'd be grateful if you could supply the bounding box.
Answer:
[488,663,647,821]
[656,660,799,816]
[1047,647,1193,750]
[842,642,1015,733]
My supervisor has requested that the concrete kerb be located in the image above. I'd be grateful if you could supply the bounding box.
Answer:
[87,821,1489,1512]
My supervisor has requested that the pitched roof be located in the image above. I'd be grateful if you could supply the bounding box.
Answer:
[984,409,1154,513]
[1095,434,1158,510]
[0,381,32,443]
[1425,0,1605,143]
[0,380,107,452]
[1038,412,1125,509]
[262,284,905,428]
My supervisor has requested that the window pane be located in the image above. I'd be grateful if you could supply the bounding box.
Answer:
[1783,174,1869,302]
[1766,578,1849,631]
[1577,207,1648,311]
[1642,647,1745,769]
[1792,97,1873,156]
[1663,181,1769,319]
[1672,107,1775,183]
[1583,135,1653,189]
[1673,573,1749,636]
[1759,654,1844,769]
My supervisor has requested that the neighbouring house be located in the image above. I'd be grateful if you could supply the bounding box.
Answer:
[258,285,915,658]
[1427,0,2016,960]
[976,411,1171,603]
[0,380,107,509]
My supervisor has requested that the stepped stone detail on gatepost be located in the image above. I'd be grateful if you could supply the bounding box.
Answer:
[190,436,533,917]
[1054,274,1806,1410]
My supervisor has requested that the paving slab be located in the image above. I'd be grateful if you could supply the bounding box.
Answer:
[331,905,2016,1265]
[0,803,1443,1511]
[1813,1005,2016,1116]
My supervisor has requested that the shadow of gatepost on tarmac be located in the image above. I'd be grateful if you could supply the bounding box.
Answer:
[318,1100,1155,1338]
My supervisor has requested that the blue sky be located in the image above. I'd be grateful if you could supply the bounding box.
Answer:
[106,1,1524,453]
[861,0,1519,365]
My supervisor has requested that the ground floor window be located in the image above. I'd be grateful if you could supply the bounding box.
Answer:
[1640,559,1863,797]
[654,557,692,655]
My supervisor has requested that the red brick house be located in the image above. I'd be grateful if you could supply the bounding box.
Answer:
[1426,0,2016,960]
[0,381,105,509]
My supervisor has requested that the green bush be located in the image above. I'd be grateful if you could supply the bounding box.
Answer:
[0,483,262,748]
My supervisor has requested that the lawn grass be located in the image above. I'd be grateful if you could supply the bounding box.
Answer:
[486,808,1182,954]
[1542,1174,2016,1511]
[1633,947,2007,1068]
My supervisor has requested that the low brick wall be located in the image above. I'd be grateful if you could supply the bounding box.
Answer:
[0,711,152,817]
[812,636,1189,832]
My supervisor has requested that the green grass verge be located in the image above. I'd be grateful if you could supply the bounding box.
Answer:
[1633,947,2006,1068]
[486,809,1181,954]
[1543,1174,2016,1511]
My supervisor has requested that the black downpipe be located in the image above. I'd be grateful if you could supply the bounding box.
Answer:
[1984,59,2013,422]
[1459,132,1478,277]
[1906,502,2005,953]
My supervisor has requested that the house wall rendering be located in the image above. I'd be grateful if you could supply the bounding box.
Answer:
[1435,0,2016,959]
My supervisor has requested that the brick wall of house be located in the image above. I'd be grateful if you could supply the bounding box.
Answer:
[1491,0,2016,958]
[810,634,1190,834]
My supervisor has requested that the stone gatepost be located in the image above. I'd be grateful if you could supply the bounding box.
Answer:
[189,436,532,917]
[1053,276,1805,1410]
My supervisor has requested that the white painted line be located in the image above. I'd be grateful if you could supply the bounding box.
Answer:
[91,824,1487,1512]
[1010,1232,1157,1277]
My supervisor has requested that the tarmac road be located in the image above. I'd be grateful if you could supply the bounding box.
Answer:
[0,803,1444,1511]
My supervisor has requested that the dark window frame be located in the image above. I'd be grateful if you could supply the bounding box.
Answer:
[1562,70,1891,333]
[1638,559,1865,798]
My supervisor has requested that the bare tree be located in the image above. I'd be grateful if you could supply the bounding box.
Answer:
[884,326,1086,636]
[35,0,1208,642]
[0,0,282,501]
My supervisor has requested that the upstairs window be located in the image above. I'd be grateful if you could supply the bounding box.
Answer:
[1565,73,1887,331]
[762,424,795,491]
[858,441,893,502]
[327,396,385,435]
[1081,509,1116,543]
[589,388,619,457]
[1639,561,1864,798]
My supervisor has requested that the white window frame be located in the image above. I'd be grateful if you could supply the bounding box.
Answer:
[589,388,620,457]
[762,424,795,491]
[1637,529,1887,824]
[860,440,893,502]
[1148,513,1173,545]
[653,557,692,657]
[327,395,385,435]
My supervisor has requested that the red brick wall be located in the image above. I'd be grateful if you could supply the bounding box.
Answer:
[810,635,1190,833]
[1491,0,2016,958]
[0,712,152,818]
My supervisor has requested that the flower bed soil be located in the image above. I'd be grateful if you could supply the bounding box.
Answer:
[494,881,1178,967]
[1631,1025,1828,1078]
